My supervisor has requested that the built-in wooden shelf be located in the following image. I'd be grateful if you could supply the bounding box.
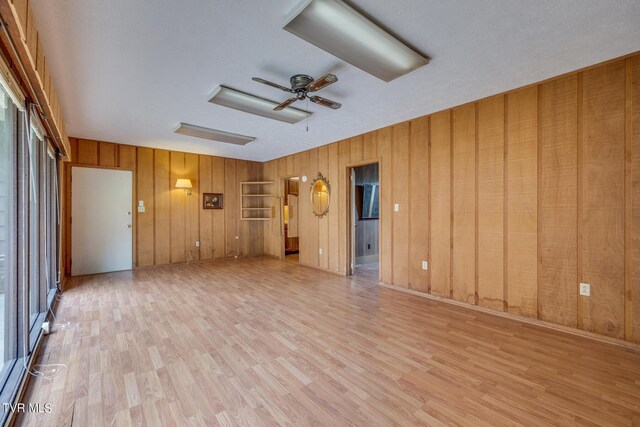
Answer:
[240,181,274,221]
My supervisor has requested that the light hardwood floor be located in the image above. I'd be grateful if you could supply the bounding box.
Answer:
[17,257,640,426]
[354,263,379,282]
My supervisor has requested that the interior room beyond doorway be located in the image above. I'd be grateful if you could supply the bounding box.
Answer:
[283,177,299,261]
[351,163,379,280]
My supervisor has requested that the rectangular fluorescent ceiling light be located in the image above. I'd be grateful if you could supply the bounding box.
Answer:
[209,86,311,124]
[175,123,255,145]
[283,0,429,82]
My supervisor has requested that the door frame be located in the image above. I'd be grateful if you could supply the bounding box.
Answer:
[66,164,135,276]
[278,175,300,260]
[345,160,381,278]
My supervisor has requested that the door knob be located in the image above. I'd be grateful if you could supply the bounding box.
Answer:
[128,211,131,215]
[127,224,132,228]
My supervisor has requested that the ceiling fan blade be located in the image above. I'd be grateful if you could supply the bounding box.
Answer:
[309,95,341,110]
[274,97,297,111]
[252,77,293,93]
[306,73,338,92]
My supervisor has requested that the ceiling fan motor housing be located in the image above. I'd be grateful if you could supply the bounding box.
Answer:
[291,74,314,91]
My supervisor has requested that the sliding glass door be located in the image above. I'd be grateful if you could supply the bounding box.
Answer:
[28,129,40,329]
[0,85,18,397]
[0,72,59,420]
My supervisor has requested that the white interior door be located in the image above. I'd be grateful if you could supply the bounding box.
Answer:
[72,167,133,276]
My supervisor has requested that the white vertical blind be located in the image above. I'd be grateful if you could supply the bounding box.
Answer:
[0,54,25,111]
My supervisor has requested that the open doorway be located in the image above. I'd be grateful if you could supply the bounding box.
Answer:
[283,177,299,263]
[349,163,379,280]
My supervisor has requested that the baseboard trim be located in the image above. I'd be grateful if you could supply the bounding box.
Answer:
[134,254,257,270]
[379,282,640,353]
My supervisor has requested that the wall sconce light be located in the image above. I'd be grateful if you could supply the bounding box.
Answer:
[175,179,193,195]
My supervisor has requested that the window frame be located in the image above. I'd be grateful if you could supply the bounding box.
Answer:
[0,89,19,394]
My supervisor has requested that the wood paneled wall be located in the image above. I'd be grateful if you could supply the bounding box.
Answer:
[263,53,640,343]
[62,138,263,277]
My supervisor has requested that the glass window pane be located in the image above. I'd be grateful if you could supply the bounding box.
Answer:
[0,87,16,379]
[50,156,57,292]
[28,131,39,327]
[39,138,46,311]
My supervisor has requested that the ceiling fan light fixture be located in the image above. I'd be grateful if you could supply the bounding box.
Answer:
[209,86,311,124]
[283,0,429,82]
[175,123,256,145]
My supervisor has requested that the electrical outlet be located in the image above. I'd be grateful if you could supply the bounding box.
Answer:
[319,248,323,255]
[137,206,145,213]
[579,283,590,296]
[367,243,371,250]
[422,261,428,270]
[394,204,399,212]
[195,240,200,248]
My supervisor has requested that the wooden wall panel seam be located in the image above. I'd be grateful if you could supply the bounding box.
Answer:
[577,72,584,330]
[449,111,454,299]
[427,117,432,293]
[408,123,412,287]
[625,58,633,340]
[475,103,480,305]
[153,150,156,266]
[169,152,173,263]
[503,94,509,312]
[631,56,640,343]
[537,85,542,319]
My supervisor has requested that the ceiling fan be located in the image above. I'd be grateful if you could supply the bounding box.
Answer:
[252,73,342,111]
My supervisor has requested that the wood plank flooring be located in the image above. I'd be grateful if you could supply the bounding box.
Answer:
[16,257,640,426]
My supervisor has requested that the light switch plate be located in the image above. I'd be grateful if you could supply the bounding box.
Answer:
[422,261,428,270]
[579,283,590,296]
[394,204,399,212]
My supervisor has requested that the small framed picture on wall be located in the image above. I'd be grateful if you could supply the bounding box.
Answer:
[203,193,223,209]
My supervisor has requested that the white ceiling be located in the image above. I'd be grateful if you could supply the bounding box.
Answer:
[32,0,640,161]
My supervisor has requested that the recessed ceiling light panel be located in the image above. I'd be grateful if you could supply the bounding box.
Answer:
[283,0,429,82]
[175,123,256,145]
[209,86,311,124]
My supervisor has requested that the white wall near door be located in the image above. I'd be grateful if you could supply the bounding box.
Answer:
[71,167,133,276]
